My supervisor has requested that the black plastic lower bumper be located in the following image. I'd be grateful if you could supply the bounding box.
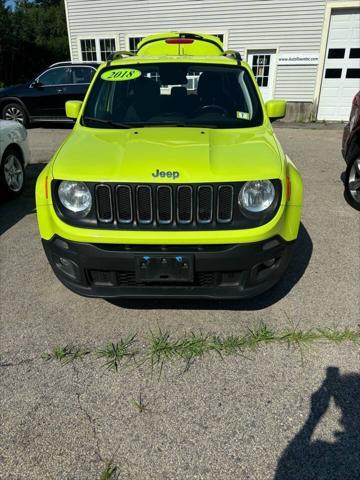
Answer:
[42,236,296,299]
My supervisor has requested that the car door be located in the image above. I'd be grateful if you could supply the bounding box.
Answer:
[64,66,97,103]
[27,66,72,118]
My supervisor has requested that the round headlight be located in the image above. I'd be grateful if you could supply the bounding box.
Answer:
[239,180,275,213]
[58,181,92,216]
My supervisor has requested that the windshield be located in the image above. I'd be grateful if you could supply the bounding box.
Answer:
[82,63,263,129]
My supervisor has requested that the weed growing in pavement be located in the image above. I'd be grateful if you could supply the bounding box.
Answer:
[131,391,148,413]
[96,334,138,371]
[42,345,90,365]
[99,462,118,480]
[42,325,360,372]
[317,327,360,343]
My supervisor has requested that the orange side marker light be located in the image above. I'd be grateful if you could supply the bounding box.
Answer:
[286,175,291,201]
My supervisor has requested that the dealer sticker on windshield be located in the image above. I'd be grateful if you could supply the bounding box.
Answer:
[236,111,251,120]
[101,68,142,81]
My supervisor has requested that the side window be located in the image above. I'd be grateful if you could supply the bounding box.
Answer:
[71,67,96,84]
[38,67,71,86]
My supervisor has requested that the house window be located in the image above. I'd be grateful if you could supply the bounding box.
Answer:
[251,55,271,87]
[80,39,97,62]
[212,34,224,44]
[80,37,117,62]
[128,36,145,54]
[99,38,116,61]
[325,68,342,79]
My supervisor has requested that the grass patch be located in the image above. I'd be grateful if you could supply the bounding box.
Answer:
[317,327,360,343]
[97,334,138,371]
[99,462,117,480]
[43,345,90,365]
[43,325,360,372]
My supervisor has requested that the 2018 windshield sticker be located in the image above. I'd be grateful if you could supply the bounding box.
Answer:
[101,69,142,81]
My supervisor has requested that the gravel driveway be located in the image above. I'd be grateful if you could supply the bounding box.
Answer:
[0,124,359,480]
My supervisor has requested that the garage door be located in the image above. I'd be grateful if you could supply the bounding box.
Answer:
[318,9,360,121]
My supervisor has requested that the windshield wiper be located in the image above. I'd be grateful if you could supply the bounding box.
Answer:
[82,116,131,129]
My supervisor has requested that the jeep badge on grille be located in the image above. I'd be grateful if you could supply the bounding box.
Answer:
[152,169,179,180]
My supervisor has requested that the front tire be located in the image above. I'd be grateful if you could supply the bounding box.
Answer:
[1,102,29,127]
[0,148,25,198]
[344,156,360,211]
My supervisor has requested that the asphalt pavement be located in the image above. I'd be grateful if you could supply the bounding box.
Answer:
[0,124,359,479]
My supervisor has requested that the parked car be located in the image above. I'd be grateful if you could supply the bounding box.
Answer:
[0,62,99,127]
[342,91,360,211]
[0,120,31,197]
[35,32,303,300]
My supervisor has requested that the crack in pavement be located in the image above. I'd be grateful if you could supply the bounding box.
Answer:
[72,363,105,464]
[0,357,36,368]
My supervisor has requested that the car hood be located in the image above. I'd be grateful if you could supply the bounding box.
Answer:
[0,84,27,96]
[52,125,284,183]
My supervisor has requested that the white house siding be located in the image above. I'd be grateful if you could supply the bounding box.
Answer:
[65,0,327,105]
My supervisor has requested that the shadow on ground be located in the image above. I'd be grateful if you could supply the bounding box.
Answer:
[274,367,360,480]
[110,223,313,311]
[0,163,46,235]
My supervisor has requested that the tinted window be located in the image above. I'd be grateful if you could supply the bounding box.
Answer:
[38,67,71,85]
[325,68,342,79]
[328,48,345,59]
[71,67,96,84]
[82,63,263,129]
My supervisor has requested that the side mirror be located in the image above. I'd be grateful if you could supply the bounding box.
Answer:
[31,80,43,88]
[265,100,287,122]
[65,100,83,119]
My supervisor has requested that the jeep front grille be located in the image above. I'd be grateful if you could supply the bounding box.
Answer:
[53,180,281,231]
[95,182,236,229]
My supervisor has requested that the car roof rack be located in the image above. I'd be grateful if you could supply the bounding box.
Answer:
[223,50,242,64]
[49,61,100,67]
[106,51,135,65]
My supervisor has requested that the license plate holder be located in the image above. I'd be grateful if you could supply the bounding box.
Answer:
[135,255,194,283]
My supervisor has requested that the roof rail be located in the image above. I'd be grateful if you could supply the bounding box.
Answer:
[49,61,74,67]
[106,51,135,65]
[223,50,242,64]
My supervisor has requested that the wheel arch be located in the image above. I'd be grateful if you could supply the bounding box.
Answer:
[0,97,30,118]
[345,131,360,164]
[1,143,25,167]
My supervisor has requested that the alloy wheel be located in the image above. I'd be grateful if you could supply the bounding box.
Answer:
[4,105,24,124]
[3,154,24,192]
[348,157,360,204]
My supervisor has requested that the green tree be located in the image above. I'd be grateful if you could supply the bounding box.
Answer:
[0,0,69,86]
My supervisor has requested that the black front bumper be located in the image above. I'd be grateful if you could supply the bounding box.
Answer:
[42,236,295,299]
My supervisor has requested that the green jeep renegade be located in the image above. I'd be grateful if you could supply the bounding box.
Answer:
[36,33,303,299]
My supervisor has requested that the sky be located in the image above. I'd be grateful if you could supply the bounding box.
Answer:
[5,0,17,9]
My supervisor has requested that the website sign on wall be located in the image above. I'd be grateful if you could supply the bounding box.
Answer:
[278,53,319,65]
